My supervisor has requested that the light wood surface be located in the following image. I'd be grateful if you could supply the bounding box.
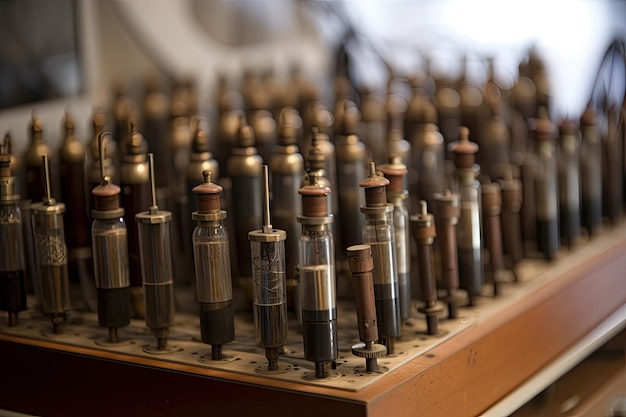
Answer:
[1,226,625,417]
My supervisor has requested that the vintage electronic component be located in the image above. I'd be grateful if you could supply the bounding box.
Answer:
[434,84,461,148]
[411,104,445,211]
[227,116,263,279]
[192,170,234,360]
[534,114,560,260]
[142,74,172,191]
[0,134,27,326]
[480,101,511,180]
[360,90,387,165]
[88,112,117,203]
[449,127,483,306]
[213,77,244,171]
[245,73,277,163]
[410,201,442,335]
[297,171,337,379]
[31,155,71,333]
[346,244,387,372]
[602,107,623,223]
[270,107,304,287]
[112,82,134,147]
[433,189,463,318]
[176,118,219,286]
[558,120,581,248]
[136,154,175,352]
[120,122,151,317]
[499,166,524,281]
[58,112,90,284]
[24,115,50,203]
[91,132,130,344]
[187,119,219,214]
[303,126,338,223]
[481,182,506,296]
[335,99,367,249]
[580,107,603,237]
[378,155,411,321]
[248,166,288,371]
[359,162,401,354]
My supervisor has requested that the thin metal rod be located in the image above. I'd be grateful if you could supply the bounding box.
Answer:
[42,154,52,204]
[148,153,157,211]
[262,165,271,232]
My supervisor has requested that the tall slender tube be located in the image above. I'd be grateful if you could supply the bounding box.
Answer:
[136,154,175,351]
[347,245,387,372]
[379,156,411,321]
[270,107,304,294]
[248,166,288,371]
[410,201,442,335]
[227,116,263,279]
[31,155,71,333]
[557,120,581,248]
[449,127,483,306]
[120,122,151,317]
[534,115,560,260]
[297,173,336,378]
[0,134,27,326]
[335,100,367,249]
[192,171,235,360]
[359,162,401,354]
[433,190,463,318]
[91,132,130,343]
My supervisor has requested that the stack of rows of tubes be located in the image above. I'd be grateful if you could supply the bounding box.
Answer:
[1,48,625,380]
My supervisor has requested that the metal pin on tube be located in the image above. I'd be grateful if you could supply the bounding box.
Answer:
[248,166,288,371]
[136,154,176,352]
[31,155,71,333]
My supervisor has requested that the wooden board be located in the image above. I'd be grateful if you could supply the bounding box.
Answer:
[1,225,626,417]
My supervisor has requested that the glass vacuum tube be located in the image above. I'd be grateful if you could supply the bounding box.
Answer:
[248,166,288,371]
[192,171,234,360]
[0,133,27,326]
[298,172,337,379]
[31,155,71,333]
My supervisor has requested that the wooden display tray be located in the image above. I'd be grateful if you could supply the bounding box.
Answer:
[1,224,626,417]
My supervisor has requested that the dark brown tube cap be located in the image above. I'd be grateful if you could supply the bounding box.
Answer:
[347,245,374,273]
[448,127,478,169]
[360,162,389,206]
[193,171,222,213]
[378,155,407,193]
[299,177,330,217]
[433,190,460,220]
[93,177,121,211]
[410,201,436,240]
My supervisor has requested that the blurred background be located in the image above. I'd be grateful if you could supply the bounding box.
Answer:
[0,0,625,150]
